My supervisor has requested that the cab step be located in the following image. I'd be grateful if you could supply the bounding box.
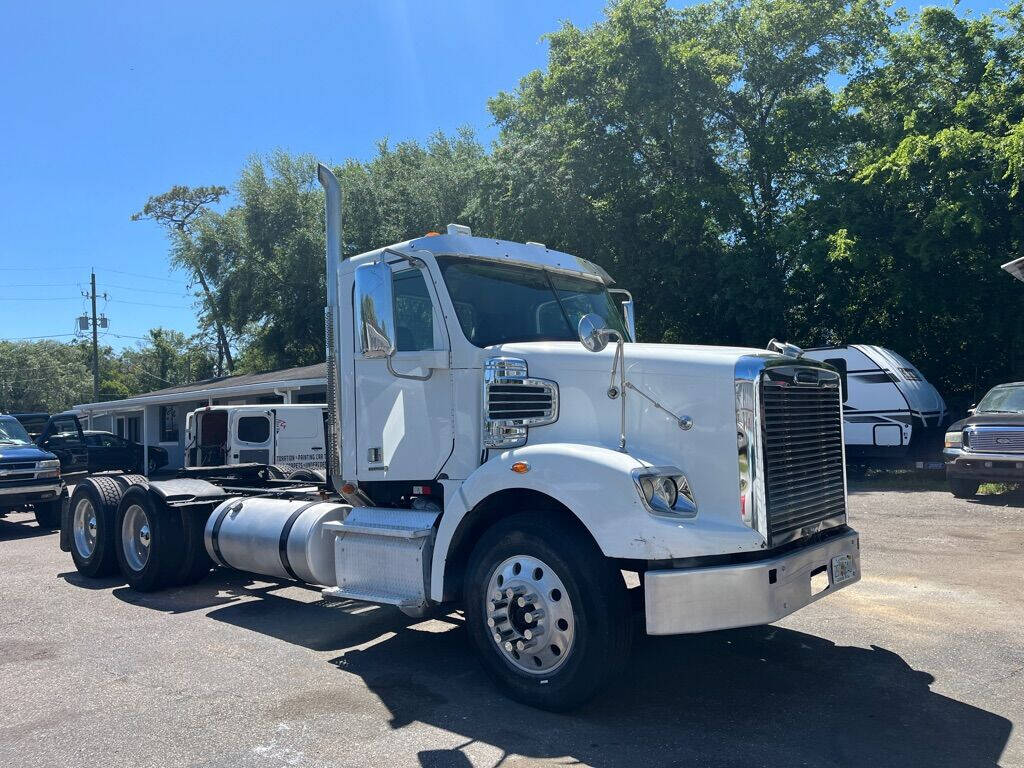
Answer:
[322,507,440,609]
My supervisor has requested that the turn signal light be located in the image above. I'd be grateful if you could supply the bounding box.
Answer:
[511,461,530,474]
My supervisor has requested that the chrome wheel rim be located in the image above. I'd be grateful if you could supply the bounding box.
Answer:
[72,498,97,558]
[485,554,575,675]
[121,504,151,572]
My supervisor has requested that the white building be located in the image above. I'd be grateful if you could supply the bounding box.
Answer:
[73,363,326,469]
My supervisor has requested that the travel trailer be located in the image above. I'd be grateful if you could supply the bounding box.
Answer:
[803,345,948,470]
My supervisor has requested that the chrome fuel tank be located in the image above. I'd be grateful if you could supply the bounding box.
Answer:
[204,497,350,586]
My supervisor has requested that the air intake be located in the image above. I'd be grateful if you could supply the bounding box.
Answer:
[483,358,558,449]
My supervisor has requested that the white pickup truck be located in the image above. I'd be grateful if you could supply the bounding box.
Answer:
[60,164,860,710]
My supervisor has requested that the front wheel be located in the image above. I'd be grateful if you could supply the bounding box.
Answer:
[949,477,980,498]
[34,494,64,529]
[464,512,632,711]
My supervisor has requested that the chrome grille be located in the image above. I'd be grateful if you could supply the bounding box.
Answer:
[966,426,1024,454]
[761,371,847,546]
[483,357,558,449]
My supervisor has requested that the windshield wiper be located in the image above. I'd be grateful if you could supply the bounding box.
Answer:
[979,409,1022,414]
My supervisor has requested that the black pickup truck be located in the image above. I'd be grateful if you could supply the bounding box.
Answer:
[943,381,1024,497]
[0,414,66,528]
[11,411,90,476]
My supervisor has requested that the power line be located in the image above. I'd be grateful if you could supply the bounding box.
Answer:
[104,283,193,296]
[2,333,79,340]
[107,298,189,309]
[103,268,189,284]
[0,296,85,301]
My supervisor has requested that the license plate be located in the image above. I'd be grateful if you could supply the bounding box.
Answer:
[831,554,856,585]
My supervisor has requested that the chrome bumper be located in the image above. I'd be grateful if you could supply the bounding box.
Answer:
[644,528,860,635]
[0,482,63,497]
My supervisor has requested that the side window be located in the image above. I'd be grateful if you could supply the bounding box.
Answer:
[823,358,849,403]
[160,406,179,442]
[393,269,434,352]
[237,416,271,444]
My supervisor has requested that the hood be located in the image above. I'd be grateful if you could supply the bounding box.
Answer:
[0,444,57,462]
[950,411,1024,431]
[494,341,775,378]
[490,341,825,527]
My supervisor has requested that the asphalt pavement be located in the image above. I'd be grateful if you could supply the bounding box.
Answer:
[1,481,1022,768]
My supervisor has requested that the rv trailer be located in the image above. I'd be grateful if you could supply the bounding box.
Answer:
[803,345,948,471]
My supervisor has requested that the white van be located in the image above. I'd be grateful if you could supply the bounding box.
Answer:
[185,404,327,472]
[803,345,948,469]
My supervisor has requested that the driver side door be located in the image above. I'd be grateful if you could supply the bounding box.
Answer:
[352,263,453,482]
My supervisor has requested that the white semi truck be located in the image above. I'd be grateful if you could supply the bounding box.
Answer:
[60,164,860,710]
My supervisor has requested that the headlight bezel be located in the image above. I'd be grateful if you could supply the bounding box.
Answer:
[631,465,697,518]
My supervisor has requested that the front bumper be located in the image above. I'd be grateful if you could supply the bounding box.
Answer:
[945,449,1024,483]
[644,528,860,635]
[0,482,63,506]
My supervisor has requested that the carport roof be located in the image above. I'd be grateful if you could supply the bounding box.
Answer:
[74,362,327,413]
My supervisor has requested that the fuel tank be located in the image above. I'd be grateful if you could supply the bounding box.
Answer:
[204,497,350,586]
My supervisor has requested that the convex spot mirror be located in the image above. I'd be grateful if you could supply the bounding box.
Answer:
[354,262,396,358]
[578,313,619,353]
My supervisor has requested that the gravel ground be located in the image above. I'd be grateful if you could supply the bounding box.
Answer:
[1,482,1022,768]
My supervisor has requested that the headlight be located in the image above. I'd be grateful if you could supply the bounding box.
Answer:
[944,431,963,449]
[38,459,60,469]
[632,466,697,518]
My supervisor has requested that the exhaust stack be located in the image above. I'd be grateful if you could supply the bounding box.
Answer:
[317,163,344,490]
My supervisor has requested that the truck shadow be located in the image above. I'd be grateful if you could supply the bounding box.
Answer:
[324,621,1010,768]
[101,568,422,652]
[0,514,56,541]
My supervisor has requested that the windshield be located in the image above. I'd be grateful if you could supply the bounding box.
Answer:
[0,416,33,445]
[437,257,628,348]
[976,385,1024,414]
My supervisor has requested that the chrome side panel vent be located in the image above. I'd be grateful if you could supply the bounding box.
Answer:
[483,357,558,449]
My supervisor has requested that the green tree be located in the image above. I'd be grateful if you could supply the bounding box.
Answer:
[795,4,1024,398]
[132,184,235,373]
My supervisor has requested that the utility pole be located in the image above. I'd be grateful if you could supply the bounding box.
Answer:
[78,270,108,403]
[90,271,99,402]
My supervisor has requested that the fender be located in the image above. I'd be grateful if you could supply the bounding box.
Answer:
[430,442,762,602]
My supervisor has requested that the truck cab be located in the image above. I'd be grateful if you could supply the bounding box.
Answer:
[62,164,860,711]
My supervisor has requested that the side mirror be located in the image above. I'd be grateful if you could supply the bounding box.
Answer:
[609,288,636,342]
[354,262,395,358]
[578,313,619,353]
[967,405,977,416]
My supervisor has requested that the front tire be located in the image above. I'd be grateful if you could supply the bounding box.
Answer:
[34,493,65,529]
[949,477,980,498]
[114,486,185,591]
[463,512,632,711]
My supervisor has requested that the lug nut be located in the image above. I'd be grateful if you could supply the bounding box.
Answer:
[504,585,526,600]
[523,628,535,640]
[493,628,514,644]
[487,612,508,627]
[516,593,538,608]
[515,638,538,652]
[523,609,545,623]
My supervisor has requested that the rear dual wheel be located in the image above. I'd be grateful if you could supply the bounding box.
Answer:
[114,486,212,591]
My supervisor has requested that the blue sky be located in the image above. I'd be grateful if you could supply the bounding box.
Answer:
[0,0,1003,352]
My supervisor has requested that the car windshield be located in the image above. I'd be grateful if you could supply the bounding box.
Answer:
[0,416,33,445]
[437,256,628,348]
[976,386,1024,414]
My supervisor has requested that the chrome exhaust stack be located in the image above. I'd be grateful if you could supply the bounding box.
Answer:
[317,163,344,492]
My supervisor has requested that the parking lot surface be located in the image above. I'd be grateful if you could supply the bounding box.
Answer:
[1,483,1022,768]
